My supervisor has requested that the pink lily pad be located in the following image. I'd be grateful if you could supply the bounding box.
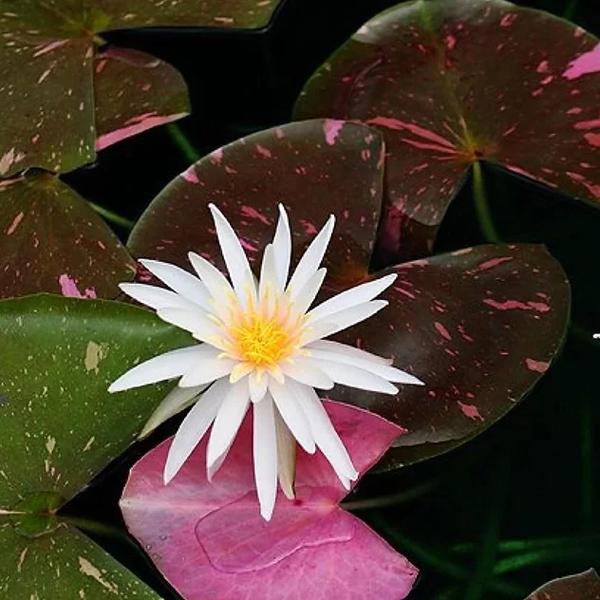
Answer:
[120,401,418,600]
[294,0,600,262]
[526,569,600,599]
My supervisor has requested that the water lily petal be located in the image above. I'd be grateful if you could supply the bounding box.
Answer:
[291,268,327,317]
[268,378,316,454]
[187,251,235,310]
[258,244,278,318]
[139,383,209,439]
[308,274,397,322]
[164,378,230,484]
[119,283,199,312]
[139,259,210,309]
[289,381,358,482]
[209,204,257,306]
[249,370,268,403]
[281,357,334,390]
[306,339,391,365]
[286,215,334,299]
[156,306,223,344]
[178,348,236,388]
[275,409,296,499]
[317,360,399,395]
[272,204,292,290]
[108,345,205,392]
[206,379,250,473]
[253,394,278,521]
[300,300,388,345]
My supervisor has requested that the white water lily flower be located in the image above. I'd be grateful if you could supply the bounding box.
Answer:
[109,204,423,520]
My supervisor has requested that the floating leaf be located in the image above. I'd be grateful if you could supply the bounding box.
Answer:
[128,119,385,287]
[294,0,600,262]
[0,171,136,299]
[126,118,570,468]
[0,294,191,597]
[0,0,283,175]
[525,570,600,599]
[121,401,418,600]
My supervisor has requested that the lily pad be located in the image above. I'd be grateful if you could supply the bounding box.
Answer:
[0,294,192,597]
[121,401,418,600]
[0,0,283,176]
[294,0,600,262]
[126,118,570,468]
[525,570,600,599]
[0,171,136,299]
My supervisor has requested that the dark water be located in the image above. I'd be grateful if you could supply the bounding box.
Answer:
[63,0,600,598]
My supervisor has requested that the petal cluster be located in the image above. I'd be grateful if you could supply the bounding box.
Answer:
[109,204,423,520]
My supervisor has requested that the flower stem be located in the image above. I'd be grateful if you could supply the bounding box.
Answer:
[472,162,501,243]
[563,0,579,20]
[88,202,135,231]
[453,534,600,555]
[60,516,130,540]
[493,546,598,575]
[582,392,594,529]
[167,123,201,164]
[342,480,438,510]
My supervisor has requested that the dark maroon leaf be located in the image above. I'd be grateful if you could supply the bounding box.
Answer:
[331,243,570,465]
[294,0,600,262]
[0,0,283,175]
[95,47,189,151]
[525,570,600,599]
[0,171,136,298]
[128,119,385,287]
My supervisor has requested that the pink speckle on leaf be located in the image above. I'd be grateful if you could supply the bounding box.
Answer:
[563,43,600,80]
[59,274,96,299]
[525,358,550,373]
[574,118,600,130]
[483,298,550,312]
[255,144,272,158]
[240,206,270,226]
[323,119,345,145]
[434,322,452,341]
[210,148,224,165]
[458,401,484,421]
[536,60,550,73]
[181,166,199,184]
[6,211,24,235]
[500,13,517,27]
[584,133,600,147]
[33,40,69,58]
[474,257,513,272]
[299,219,318,235]
[240,238,259,253]
[444,35,456,50]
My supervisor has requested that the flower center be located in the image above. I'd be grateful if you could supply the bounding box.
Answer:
[231,313,293,367]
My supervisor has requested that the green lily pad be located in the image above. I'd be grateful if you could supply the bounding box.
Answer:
[0,0,283,176]
[0,293,192,597]
[294,0,600,262]
[0,171,136,299]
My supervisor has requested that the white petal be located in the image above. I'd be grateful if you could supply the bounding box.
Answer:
[307,348,424,386]
[291,268,327,317]
[253,394,278,521]
[289,380,357,481]
[308,274,397,323]
[206,379,250,472]
[163,378,229,484]
[286,215,334,300]
[178,347,236,387]
[258,244,278,318]
[156,306,222,343]
[316,360,399,394]
[249,370,268,403]
[300,300,388,345]
[275,410,296,499]
[209,204,257,306]
[307,340,391,365]
[139,383,209,439]
[139,259,210,309]
[281,357,334,390]
[108,345,204,392]
[187,251,235,310]
[268,378,315,453]
[119,283,199,312]
[272,204,291,290]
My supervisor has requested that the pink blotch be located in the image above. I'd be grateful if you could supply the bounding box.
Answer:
[95,59,108,74]
[367,117,456,149]
[181,166,199,184]
[536,60,550,73]
[210,148,224,165]
[240,206,270,226]
[566,171,600,197]
[458,402,484,422]
[574,118,600,130]
[584,133,600,147]
[444,35,456,50]
[540,75,554,85]
[525,358,550,373]
[483,298,550,313]
[240,239,259,253]
[58,274,96,299]
[563,43,600,80]
[6,211,24,235]
[500,13,517,27]
[255,144,272,158]
[299,220,318,235]
[96,112,188,151]
[275,128,285,139]
[434,322,452,341]
[394,286,416,299]
[475,257,513,271]
[323,119,345,145]
[33,40,69,58]
[567,107,583,115]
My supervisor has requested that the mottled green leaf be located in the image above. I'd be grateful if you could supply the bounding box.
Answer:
[0,0,283,175]
[295,0,600,262]
[0,294,192,597]
[0,171,136,299]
